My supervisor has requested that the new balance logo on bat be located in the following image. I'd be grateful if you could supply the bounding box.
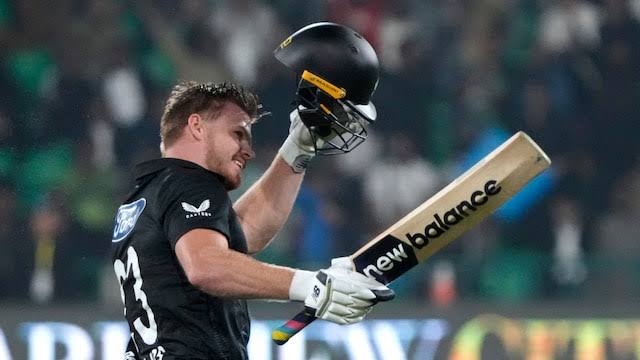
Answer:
[405,179,501,249]
[357,179,501,283]
[182,200,212,218]
[362,243,409,279]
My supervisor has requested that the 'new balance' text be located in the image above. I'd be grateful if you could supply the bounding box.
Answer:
[406,179,501,249]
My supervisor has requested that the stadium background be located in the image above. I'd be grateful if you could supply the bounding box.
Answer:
[0,0,639,358]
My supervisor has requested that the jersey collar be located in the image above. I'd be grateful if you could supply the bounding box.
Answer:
[135,158,224,182]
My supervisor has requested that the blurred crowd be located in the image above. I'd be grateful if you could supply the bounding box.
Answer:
[0,0,639,306]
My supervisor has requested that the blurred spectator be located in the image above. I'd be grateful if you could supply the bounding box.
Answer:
[633,0,640,19]
[0,105,18,180]
[27,191,95,303]
[592,163,640,299]
[248,44,296,149]
[60,141,120,240]
[550,196,587,287]
[592,0,640,200]
[502,78,577,264]
[134,0,226,84]
[39,26,96,144]
[375,35,434,156]
[328,135,382,252]
[539,0,600,54]
[210,0,285,86]
[87,96,117,170]
[101,39,147,128]
[514,78,570,158]
[0,180,27,300]
[378,1,422,73]
[291,183,336,268]
[82,0,132,78]
[3,0,57,133]
[18,142,74,211]
[113,89,162,169]
[275,0,326,30]
[362,132,441,234]
[0,0,9,47]
[456,1,508,146]
[327,0,386,49]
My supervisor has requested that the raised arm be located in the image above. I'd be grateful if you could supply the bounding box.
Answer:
[233,155,304,254]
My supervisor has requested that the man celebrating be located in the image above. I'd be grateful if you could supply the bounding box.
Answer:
[112,23,392,359]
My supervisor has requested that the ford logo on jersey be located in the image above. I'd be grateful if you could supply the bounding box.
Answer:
[112,198,146,242]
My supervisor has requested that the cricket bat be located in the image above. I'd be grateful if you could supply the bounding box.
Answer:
[272,131,551,345]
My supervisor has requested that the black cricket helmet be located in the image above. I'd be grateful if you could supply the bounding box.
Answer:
[274,22,379,154]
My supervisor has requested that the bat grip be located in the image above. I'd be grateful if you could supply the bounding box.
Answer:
[272,289,395,345]
[271,306,316,345]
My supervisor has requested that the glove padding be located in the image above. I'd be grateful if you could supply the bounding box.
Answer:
[300,257,395,325]
[278,107,317,173]
[279,106,369,172]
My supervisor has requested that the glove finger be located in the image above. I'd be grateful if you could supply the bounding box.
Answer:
[329,278,377,300]
[327,277,358,294]
[327,303,372,319]
[328,291,375,311]
[326,302,356,317]
[321,312,349,325]
[346,272,389,288]
[345,303,372,317]
[350,287,378,301]
[348,297,374,309]
[330,256,354,270]
[343,307,369,319]
[343,314,366,324]
[335,294,375,309]
[329,291,353,306]
[327,271,389,297]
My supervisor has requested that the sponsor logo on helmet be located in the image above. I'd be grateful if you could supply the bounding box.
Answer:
[112,198,146,242]
[301,70,346,99]
[279,36,292,49]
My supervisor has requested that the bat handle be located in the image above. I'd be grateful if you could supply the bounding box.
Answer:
[271,306,316,345]
[272,289,395,345]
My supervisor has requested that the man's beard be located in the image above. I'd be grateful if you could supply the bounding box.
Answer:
[207,147,241,191]
[223,177,239,191]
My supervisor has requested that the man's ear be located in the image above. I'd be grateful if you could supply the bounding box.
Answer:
[186,113,205,141]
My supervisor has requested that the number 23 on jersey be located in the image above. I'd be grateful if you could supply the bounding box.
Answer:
[114,246,158,345]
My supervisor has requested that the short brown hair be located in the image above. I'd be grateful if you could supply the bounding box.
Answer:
[160,81,262,147]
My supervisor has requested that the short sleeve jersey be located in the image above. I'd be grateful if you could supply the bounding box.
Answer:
[111,158,250,360]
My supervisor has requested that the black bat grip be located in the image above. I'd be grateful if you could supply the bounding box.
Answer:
[272,287,395,345]
[371,288,395,303]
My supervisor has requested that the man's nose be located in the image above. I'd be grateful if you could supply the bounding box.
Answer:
[241,143,255,160]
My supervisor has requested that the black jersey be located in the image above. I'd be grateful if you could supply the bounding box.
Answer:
[111,158,250,360]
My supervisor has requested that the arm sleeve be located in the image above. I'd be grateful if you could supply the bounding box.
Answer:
[158,173,233,249]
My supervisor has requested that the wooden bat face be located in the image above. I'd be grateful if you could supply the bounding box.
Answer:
[352,131,551,285]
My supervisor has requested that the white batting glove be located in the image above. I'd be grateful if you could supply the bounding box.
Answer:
[289,257,395,325]
[278,107,316,173]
